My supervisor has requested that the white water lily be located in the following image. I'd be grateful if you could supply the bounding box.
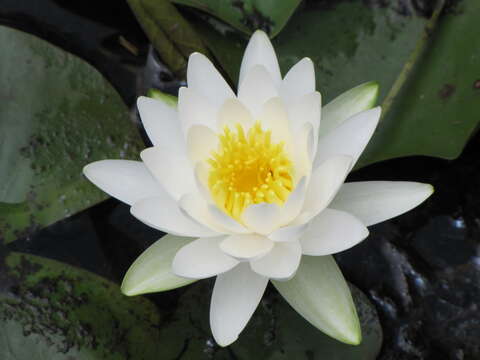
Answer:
[84,30,433,347]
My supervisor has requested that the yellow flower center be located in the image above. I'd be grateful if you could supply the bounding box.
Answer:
[207,122,294,221]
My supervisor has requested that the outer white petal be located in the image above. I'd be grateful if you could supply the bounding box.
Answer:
[238,65,279,117]
[320,81,379,137]
[281,57,315,103]
[250,241,302,280]
[302,155,352,221]
[83,160,162,206]
[121,234,195,296]
[239,30,282,89]
[220,234,274,260]
[273,255,361,345]
[137,96,184,151]
[178,87,218,133]
[314,107,381,170]
[242,202,282,235]
[172,236,239,279]
[187,52,235,108]
[130,196,218,237]
[217,98,254,131]
[300,208,369,256]
[210,263,269,347]
[329,181,434,226]
[140,147,195,201]
[186,125,218,163]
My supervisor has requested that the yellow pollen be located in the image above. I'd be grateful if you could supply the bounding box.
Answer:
[208,122,294,221]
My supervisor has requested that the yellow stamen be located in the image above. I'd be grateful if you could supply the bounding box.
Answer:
[208,121,294,221]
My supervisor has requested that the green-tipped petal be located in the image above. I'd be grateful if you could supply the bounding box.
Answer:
[273,255,361,345]
[147,88,178,108]
[320,81,379,137]
[121,234,196,296]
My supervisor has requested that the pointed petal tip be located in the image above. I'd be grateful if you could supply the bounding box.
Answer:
[252,29,269,39]
[357,81,379,102]
[120,281,139,297]
[82,160,106,178]
[423,183,435,199]
[340,326,362,345]
[136,95,147,106]
[213,333,238,347]
[188,51,202,59]
[82,162,93,177]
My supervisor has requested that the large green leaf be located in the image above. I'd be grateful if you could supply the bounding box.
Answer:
[127,0,209,75]
[153,280,382,358]
[171,0,301,38]
[0,251,161,359]
[360,0,480,165]
[0,25,143,244]
[194,1,480,167]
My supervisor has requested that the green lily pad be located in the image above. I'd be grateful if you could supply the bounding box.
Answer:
[127,0,209,75]
[193,1,480,167]
[171,0,301,38]
[360,0,480,165]
[0,25,143,244]
[0,251,161,359]
[153,280,382,358]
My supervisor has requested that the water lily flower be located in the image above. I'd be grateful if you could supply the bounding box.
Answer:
[83,30,433,347]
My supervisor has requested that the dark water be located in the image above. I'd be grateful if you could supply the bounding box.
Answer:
[3,0,480,358]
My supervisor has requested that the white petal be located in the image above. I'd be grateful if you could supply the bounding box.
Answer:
[259,97,291,146]
[300,208,369,256]
[320,81,379,137]
[287,91,321,140]
[141,147,195,201]
[269,220,309,243]
[250,241,302,280]
[281,177,307,225]
[302,155,353,221]
[220,234,274,260]
[179,193,248,234]
[281,58,315,104]
[186,125,218,163]
[172,236,239,279]
[242,202,282,235]
[83,160,162,206]
[137,96,184,151]
[178,192,223,232]
[292,122,314,180]
[121,234,195,296]
[273,255,361,345]
[210,263,268,346]
[178,87,217,133]
[208,205,249,234]
[194,162,212,201]
[314,107,381,170]
[329,181,434,226]
[131,196,218,237]
[187,52,235,108]
[238,65,279,117]
[239,30,281,89]
[217,98,254,131]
